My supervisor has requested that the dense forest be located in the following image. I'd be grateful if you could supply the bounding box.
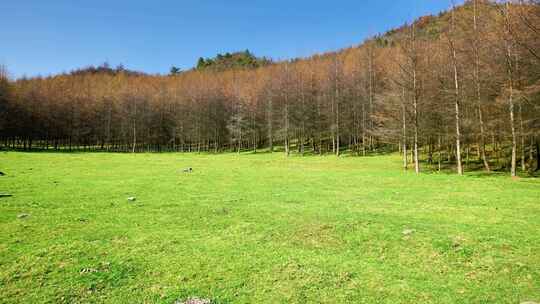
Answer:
[1,0,539,176]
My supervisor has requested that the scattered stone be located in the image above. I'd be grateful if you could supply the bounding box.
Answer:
[175,298,211,304]
[17,213,30,219]
[80,268,99,274]
[402,229,415,236]
[0,194,13,198]
[182,167,193,173]
[127,197,136,202]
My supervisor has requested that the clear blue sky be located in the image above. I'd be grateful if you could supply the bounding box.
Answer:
[1,0,461,78]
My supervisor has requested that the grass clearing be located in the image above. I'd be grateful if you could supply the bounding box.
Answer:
[0,152,539,303]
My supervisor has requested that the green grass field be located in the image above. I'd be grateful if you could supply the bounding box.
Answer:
[0,152,539,303]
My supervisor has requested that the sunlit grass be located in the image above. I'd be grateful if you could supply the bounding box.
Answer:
[0,152,539,303]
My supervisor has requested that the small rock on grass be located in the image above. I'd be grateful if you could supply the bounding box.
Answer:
[127,197,136,202]
[402,229,415,236]
[0,171,5,176]
[175,297,212,304]
[17,213,30,219]
[0,194,13,198]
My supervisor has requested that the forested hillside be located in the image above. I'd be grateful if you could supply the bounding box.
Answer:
[1,0,539,176]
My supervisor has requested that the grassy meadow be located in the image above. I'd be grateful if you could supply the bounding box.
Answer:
[0,151,539,303]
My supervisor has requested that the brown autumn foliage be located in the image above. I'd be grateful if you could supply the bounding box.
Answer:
[0,0,539,175]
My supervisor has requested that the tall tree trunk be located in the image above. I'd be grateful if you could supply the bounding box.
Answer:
[401,87,408,170]
[300,85,306,156]
[438,134,442,172]
[368,46,375,152]
[509,81,517,177]
[284,64,290,157]
[519,102,526,171]
[334,58,341,157]
[505,2,517,177]
[450,5,463,175]
[473,0,491,172]
[285,103,289,157]
[362,99,367,157]
[529,136,534,169]
[238,128,242,154]
[412,65,420,174]
[336,96,340,157]
[132,119,136,153]
[413,87,419,174]
[410,23,420,174]
[453,51,463,175]
[267,95,273,153]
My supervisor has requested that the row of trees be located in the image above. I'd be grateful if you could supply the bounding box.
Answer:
[1,0,539,176]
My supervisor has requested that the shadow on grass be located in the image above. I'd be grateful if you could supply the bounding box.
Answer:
[416,159,539,179]
[3,146,539,178]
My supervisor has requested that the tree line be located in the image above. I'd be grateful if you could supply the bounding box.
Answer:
[1,0,539,176]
